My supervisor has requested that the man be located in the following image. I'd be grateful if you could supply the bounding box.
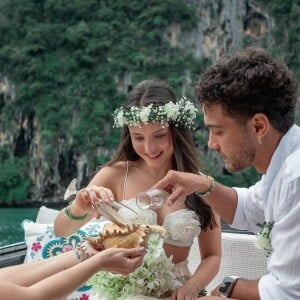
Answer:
[154,47,300,300]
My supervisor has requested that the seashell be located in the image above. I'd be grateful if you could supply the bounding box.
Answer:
[87,223,167,251]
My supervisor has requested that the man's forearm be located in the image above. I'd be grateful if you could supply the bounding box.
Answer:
[154,170,238,223]
[201,180,238,224]
[230,278,260,300]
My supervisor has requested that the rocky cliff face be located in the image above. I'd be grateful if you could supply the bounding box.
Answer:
[0,0,279,203]
[164,0,272,95]
[167,0,270,60]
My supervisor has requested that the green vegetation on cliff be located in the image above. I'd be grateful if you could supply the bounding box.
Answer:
[0,0,206,203]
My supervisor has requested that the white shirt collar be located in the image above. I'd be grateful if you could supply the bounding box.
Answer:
[260,125,300,200]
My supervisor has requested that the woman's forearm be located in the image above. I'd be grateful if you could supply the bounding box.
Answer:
[29,253,103,300]
[191,255,221,291]
[0,251,82,300]
[0,252,101,300]
[0,251,79,286]
[53,207,92,237]
[0,245,145,300]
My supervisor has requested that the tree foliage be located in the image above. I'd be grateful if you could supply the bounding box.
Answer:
[0,146,32,205]
[0,0,203,203]
[256,0,300,78]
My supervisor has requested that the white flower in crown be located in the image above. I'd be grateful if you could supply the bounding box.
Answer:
[113,97,198,129]
[185,100,197,115]
[139,104,152,124]
[165,102,180,121]
[116,110,125,127]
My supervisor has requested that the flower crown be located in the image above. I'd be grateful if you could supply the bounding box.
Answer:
[113,97,198,129]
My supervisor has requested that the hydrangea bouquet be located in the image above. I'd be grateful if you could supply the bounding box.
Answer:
[88,235,177,300]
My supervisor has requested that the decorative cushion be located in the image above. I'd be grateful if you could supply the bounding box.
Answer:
[35,205,60,224]
[22,219,108,300]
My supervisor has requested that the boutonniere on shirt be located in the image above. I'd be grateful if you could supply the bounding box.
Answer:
[255,221,274,257]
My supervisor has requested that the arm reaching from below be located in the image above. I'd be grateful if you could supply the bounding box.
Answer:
[171,213,222,300]
[0,245,146,300]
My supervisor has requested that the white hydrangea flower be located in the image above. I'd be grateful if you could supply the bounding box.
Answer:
[116,110,124,127]
[139,105,152,124]
[89,235,176,299]
[165,102,180,121]
[185,101,197,114]
[255,221,274,257]
[255,234,272,252]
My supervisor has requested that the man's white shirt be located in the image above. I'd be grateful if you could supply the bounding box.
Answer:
[231,125,300,300]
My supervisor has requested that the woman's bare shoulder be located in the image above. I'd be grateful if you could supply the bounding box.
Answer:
[89,161,128,186]
[102,161,128,174]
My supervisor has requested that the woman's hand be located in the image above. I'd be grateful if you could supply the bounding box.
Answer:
[95,247,146,275]
[171,283,201,300]
[210,284,221,296]
[74,185,115,218]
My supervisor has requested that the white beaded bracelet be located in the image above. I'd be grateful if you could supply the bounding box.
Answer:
[74,241,94,261]
[196,175,216,197]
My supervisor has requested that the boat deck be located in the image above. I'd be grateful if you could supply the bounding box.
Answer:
[0,242,27,268]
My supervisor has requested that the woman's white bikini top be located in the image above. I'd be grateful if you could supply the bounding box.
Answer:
[117,162,201,247]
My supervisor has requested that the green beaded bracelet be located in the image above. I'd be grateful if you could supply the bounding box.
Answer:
[63,201,88,221]
[196,175,216,197]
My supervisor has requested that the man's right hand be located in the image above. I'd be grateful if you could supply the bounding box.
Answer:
[152,170,210,206]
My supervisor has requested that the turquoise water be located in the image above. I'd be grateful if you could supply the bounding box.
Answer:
[0,208,39,247]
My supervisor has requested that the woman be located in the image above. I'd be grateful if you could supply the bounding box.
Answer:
[54,79,221,299]
[0,241,145,300]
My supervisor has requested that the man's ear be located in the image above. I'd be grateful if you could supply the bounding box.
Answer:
[251,113,269,139]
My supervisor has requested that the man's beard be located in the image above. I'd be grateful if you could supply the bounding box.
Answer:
[221,142,256,173]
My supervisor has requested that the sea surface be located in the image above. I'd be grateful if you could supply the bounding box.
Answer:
[0,208,39,247]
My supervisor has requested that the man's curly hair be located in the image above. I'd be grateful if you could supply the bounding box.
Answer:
[195,47,299,133]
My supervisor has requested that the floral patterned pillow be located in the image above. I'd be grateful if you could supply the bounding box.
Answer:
[22,220,108,300]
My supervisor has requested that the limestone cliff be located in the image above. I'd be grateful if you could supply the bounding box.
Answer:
[0,0,296,204]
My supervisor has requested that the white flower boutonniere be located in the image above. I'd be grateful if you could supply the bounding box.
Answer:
[255,221,274,257]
